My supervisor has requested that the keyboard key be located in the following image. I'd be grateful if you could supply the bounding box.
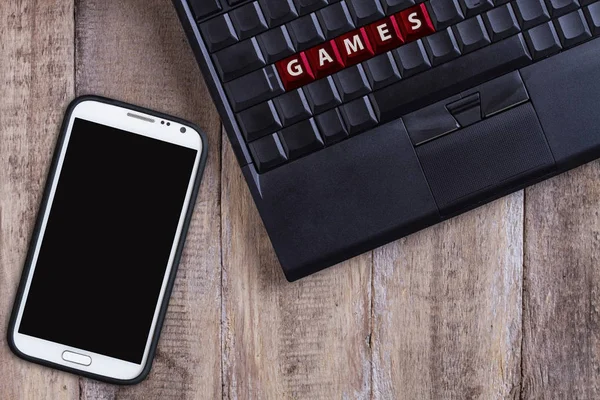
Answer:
[396,4,436,42]
[225,65,285,111]
[294,0,329,15]
[287,13,326,51]
[236,101,283,141]
[335,28,375,66]
[213,38,266,81]
[273,89,313,126]
[585,2,600,35]
[249,133,288,172]
[189,0,222,20]
[546,0,580,17]
[363,52,402,90]
[257,26,295,64]
[315,109,349,144]
[484,4,521,42]
[458,0,494,18]
[228,0,247,5]
[346,0,386,26]
[524,22,562,59]
[513,0,551,29]
[317,1,356,39]
[306,41,345,78]
[230,2,269,40]
[555,9,592,47]
[304,76,342,113]
[339,96,379,135]
[200,14,239,52]
[371,34,532,122]
[333,64,372,102]
[366,17,406,53]
[453,16,491,54]
[381,0,416,14]
[423,28,461,66]
[278,119,324,159]
[393,39,431,77]
[259,0,298,26]
[427,0,465,30]
[276,53,314,91]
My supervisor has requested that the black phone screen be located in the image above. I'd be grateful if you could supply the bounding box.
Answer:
[18,118,197,364]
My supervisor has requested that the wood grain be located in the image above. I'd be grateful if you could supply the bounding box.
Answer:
[522,165,600,399]
[220,136,372,399]
[0,0,79,399]
[75,0,222,398]
[372,196,524,399]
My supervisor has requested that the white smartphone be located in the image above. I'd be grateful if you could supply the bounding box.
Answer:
[8,96,206,384]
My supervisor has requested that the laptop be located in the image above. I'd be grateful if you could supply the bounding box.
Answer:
[172,0,600,281]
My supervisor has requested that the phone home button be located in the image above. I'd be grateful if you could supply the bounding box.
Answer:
[62,351,92,366]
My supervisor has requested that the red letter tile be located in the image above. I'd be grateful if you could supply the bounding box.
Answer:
[306,41,345,79]
[276,53,315,91]
[334,28,375,67]
[395,3,435,42]
[366,16,404,54]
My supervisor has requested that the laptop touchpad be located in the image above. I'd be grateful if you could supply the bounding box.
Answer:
[416,103,555,215]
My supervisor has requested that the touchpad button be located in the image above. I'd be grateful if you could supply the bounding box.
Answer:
[416,103,555,215]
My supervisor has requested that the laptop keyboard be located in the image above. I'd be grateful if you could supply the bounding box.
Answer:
[188,0,600,172]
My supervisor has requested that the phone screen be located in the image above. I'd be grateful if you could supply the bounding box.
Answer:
[18,118,197,364]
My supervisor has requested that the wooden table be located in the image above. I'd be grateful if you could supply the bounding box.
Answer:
[2,1,599,399]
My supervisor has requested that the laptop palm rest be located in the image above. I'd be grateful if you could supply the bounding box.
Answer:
[416,103,556,215]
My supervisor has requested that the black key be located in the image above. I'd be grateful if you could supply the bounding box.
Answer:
[458,0,494,18]
[273,89,313,126]
[371,34,532,122]
[524,21,562,59]
[236,101,283,141]
[213,38,266,81]
[346,0,386,26]
[453,16,491,53]
[200,14,239,52]
[427,0,464,30]
[294,0,329,15]
[278,119,324,159]
[257,26,295,63]
[249,133,288,172]
[304,76,342,113]
[225,65,285,112]
[259,0,298,26]
[339,96,379,135]
[333,64,372,102]
[287,13,326,51]
[230,2,269,40]
[484,4,521,42]
[315,109,349,144]
[381,0,415,14]
[546,0,580,17]
[228,0,247,5]
[363,52,402,90]
[423,28,461,66]
[393,39,431,77]
[555,9,592,47]
[585,2,600,36]
[189,0,222,20]
[495,0,511,4]
[317,2,356,39]
[513,0,551,29]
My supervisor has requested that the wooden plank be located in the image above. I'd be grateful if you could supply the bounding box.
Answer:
[372,196,524,399]
[0,0,79,399]
[220,136,372,399]
[75,1,222,398]
[522,165,600,398]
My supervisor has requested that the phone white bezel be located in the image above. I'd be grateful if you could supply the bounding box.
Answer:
[11,99,202,381]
